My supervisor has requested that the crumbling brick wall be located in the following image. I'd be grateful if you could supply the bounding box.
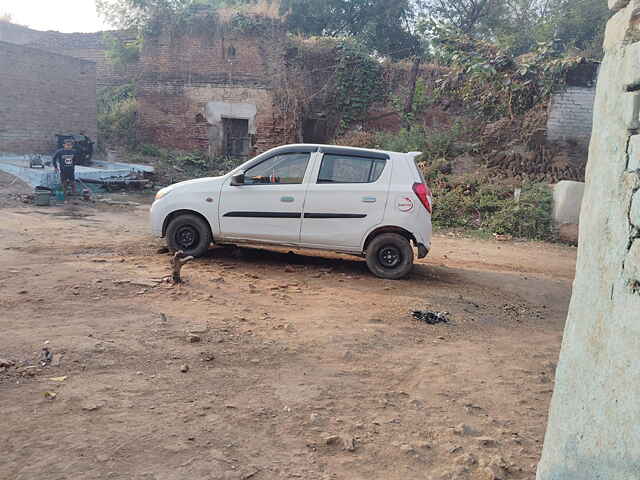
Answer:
[0,41,97,154]
[137,23,298,155]
[0,22,138,88]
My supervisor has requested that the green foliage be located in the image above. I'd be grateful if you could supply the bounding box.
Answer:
[97,0,256,33]
[431,26,586,119]
[280,0,422,60]
[104,33,142,67]
[132,145,244,183]
[334,41,386,133]
[229,12,282,36]
[485,184,554,239]
[391,78,432,125]
[420,0,609,59]
[374,122,468,160]
[429,176,554,240]
[97,84,138,150]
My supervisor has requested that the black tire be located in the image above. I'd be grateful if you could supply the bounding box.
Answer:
[366,233,414,280]
[166,214,211,258]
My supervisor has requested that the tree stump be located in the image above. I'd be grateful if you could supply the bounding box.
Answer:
[171,250,194,284]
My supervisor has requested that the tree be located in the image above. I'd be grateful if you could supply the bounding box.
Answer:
[96,0,254,30]
[423,0,503,35]
[280,0,422,60]
[281,0,428,129]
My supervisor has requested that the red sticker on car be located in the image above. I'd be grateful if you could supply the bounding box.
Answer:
[397,196,414,212]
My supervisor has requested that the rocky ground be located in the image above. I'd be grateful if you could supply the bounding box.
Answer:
[0,193,576,480]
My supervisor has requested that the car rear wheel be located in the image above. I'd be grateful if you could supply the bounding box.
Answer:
[366,233,414,279]
[166,214,211,258]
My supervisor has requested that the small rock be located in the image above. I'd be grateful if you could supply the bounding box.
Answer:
[284,265,295,273]
[399,444,415,454]
[0,358,14,368]
[325,435,340,446]
[180,364,190,373]
[477,436,498,447]
[201,352,215,362]
[82,403,103,412]
[22,366,38,376]
[188,334,201,343]
[342,436,356,452]
[157,247,170,254]
[416,441,432,449]
[453,423,476,436]
[455,453,477,466]
[309,413,321,424]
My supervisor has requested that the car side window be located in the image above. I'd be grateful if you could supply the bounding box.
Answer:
[244,153,311,185]
[317,154,387,184]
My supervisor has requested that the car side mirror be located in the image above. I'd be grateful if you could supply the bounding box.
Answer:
[231,173,245,186]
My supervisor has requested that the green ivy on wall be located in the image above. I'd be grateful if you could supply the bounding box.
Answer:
[333,41,386,134]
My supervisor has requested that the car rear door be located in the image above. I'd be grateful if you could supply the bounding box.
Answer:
[218,149,313,244]
[300,148,391,249]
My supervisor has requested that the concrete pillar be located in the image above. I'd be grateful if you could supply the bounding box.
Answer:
[536,1,640,478]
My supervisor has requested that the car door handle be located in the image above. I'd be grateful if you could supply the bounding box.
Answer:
[280,196,295,203]
[362,196,377,203]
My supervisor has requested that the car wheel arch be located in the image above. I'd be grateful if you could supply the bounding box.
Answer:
[163,209,213,239]
[363,226,416,252]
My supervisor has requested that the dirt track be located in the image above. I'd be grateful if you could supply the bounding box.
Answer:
[0,197,576,480]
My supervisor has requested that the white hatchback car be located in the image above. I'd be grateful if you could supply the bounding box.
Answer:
[150,144,432,279]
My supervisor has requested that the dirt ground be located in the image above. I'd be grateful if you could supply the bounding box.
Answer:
[0,188,576,480]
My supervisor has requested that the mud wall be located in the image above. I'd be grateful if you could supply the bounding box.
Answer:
[0,41,97,155]
[536,0,640,477]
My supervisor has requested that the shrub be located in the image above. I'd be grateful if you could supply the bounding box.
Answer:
[375,122,469,160]
[485,184,554,240]
[98,97,138,150]
[428,176,553,240]
[97,84,138,150]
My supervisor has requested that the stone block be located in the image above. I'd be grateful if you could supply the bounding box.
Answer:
[630,190,640,227]
[553,181,586,226]
[629,135,640,170]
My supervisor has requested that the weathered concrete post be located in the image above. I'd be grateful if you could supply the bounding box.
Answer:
[536,1,640,478]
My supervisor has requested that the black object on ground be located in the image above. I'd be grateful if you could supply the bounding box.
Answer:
[411,310,449,325]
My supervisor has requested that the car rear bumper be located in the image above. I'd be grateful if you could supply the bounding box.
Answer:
[417,243,429,259]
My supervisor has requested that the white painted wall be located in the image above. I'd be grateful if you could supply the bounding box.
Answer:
[537,1,640,478]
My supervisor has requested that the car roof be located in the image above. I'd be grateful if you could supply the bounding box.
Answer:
[268,143,417,160]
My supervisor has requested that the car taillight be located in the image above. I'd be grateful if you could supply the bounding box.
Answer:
[412,182,433,214]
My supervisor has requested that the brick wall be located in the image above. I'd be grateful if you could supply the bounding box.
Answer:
[0,22,138,88]
[138,26,297,154]
[546,86,597,146]
[0,41,97,154]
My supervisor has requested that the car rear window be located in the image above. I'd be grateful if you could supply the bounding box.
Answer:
[318,154,387,184]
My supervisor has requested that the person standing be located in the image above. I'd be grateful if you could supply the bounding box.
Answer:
[53,139,78,195]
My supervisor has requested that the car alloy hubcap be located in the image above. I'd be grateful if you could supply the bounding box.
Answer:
[176,226,198,249]
[379,246,401,268]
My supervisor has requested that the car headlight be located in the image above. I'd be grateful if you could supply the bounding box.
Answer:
[155,187,172,201]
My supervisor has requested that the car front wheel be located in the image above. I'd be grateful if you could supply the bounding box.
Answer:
[366,233,414,279]
[166,214,211,258]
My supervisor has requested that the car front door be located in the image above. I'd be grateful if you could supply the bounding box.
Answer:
[300,149,391,249]
[218,150,313,244]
